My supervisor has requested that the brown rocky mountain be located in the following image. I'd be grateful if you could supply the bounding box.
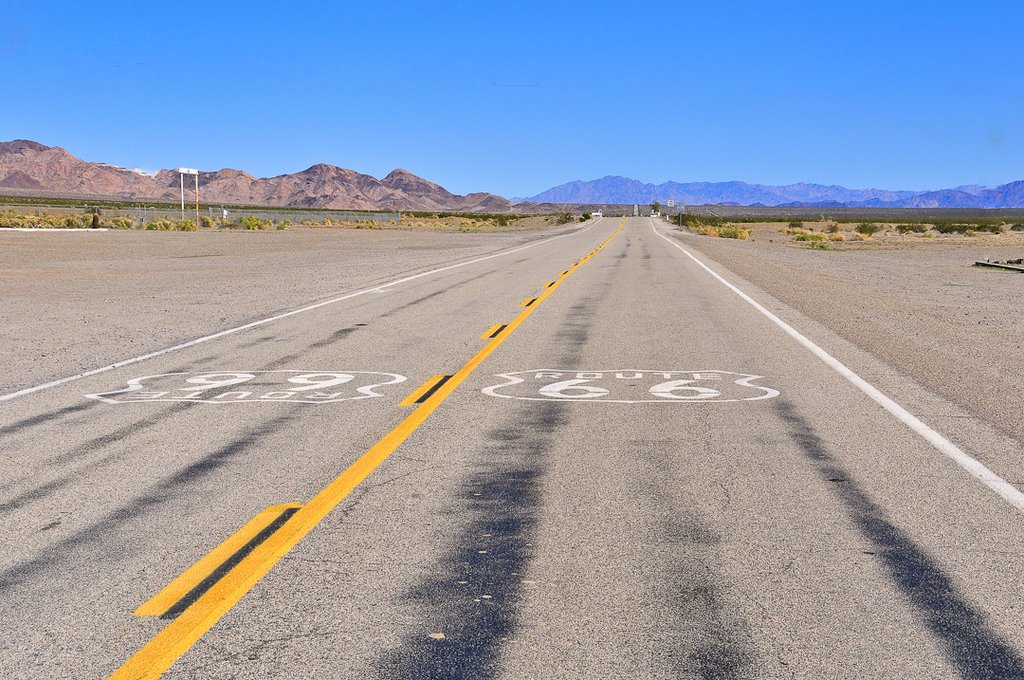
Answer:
[0,140,511,211]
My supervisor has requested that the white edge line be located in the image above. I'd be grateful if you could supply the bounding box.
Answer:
[0,219,604,404]
[650,218,1024,514]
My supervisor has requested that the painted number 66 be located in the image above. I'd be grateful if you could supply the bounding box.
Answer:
[537,378,721,400]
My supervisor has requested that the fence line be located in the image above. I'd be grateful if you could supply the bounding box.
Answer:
[0,201,400,225]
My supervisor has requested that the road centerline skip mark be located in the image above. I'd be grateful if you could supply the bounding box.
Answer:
[134,504,301,618]
[400,375,452,407]
[0,219,605,405]
[480,324,507,340]
[650,218,1024,515]
[110,218,625,679]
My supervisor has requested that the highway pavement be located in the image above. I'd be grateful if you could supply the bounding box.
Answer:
[2,217,1024,678]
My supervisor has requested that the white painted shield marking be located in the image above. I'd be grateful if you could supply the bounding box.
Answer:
[86,371,407,404]
[482,370,779,403]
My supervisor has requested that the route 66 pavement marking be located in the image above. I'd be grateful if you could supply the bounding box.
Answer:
[482,369,779,403]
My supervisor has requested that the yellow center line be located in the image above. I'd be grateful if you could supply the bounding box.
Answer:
[110,217,625,679]
[134,504,302,617]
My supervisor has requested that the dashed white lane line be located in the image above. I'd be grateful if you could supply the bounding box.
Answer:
[0,220,605,404]
[651,218,1024,515]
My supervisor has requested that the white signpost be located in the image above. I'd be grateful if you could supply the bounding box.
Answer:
[177,167,199,225]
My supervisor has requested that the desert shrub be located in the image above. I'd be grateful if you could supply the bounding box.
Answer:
[277,219,291,230]
[788,220,804,230]
[855,223,881,236]
[785,227,830,248]
[144,219,175,230]
[199,216,214,229]
[825,222,840,233]
[548,212,574,225]
[579,212,591,222]
[931,222,1001,235]
[240,215,270,230]
[895,223,928,234]
[827,232,846,241]
[0,210,34,227]
[1010,223,1024,232]
[693,225,750,239]
[975,224,1004,234]
[175,220,197,232]
[106,216,135,229]
[63,214,89,228]
[676,213,724,229]
[301,220,319,226]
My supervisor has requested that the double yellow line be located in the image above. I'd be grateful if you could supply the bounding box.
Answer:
[112,218,625,678]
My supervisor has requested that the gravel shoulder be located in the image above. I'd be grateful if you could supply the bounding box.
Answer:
[0,223,576,394]
[674,223,1024,439]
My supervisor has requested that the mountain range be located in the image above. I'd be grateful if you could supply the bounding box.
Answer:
[3,139,1023,210]
[520,176,1024,209]
[0,140,510,212]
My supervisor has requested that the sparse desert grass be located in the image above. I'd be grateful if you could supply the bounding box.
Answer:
[784,227,827,242]
[398,214,534,232]
[674,212,749,238]
[548,212,575,225]
[693,224,751,239]
[241,216,272,230]
[783,226,833,249]
[895,223,929,234]
[933,222,1004,235]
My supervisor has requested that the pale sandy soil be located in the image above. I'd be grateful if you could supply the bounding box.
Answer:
[674,222,1024,440]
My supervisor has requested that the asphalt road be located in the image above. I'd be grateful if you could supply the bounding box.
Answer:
[2,217,1024,679]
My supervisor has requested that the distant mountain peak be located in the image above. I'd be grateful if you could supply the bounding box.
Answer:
[0,139,51,154]
[522,175,1024,209]
[0,139,510,212]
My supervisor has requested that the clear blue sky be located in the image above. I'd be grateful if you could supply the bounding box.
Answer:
[3,1,1022,197]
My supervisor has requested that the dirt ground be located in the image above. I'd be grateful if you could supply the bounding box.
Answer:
[675,221,1024,440]
[738,220,1024,251]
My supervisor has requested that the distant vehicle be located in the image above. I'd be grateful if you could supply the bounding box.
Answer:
[592,211,603,218]
[650,211,660,217]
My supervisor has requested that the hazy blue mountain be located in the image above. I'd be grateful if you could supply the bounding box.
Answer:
[521,176,1024,208]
